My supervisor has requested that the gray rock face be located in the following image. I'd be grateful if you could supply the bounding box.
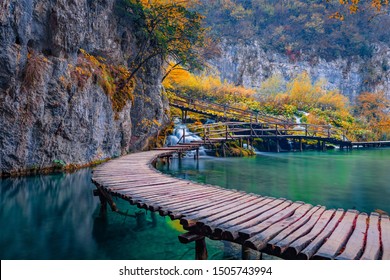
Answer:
[211,40,390,101]
[0,0,169,176]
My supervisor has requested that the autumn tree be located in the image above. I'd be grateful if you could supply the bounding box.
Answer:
[354,91,390,139]
[327,0,389,20]
[116,0,205,81]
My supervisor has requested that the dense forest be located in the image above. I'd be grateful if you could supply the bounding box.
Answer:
[196,0,390,59]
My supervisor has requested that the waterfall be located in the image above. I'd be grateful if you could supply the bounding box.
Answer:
[165,118,206,156]
[166,118,203,146]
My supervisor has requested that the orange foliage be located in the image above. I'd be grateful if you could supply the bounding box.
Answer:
[355,91,390,139]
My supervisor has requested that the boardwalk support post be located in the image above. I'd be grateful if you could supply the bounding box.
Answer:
[136,210,147,228]
[178,233,208,260]
[196,237,208,260]
[242,246,251,260]
[95,189,108,217]
[94,187,118,215]
[299,138,303,152]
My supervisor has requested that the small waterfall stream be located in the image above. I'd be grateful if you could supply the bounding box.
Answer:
[165,118,206,157]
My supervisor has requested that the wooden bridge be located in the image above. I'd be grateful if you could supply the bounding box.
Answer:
[92,145,390,260]
[170,95,352,150]
[178,121,352,152]
[170,94,286,124]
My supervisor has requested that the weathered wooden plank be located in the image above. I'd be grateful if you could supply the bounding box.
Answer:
[335,213,368,260]
[222,200,292,241]
[130,185,217,200]
[282,209,335,258]
[209,198,280,238]
[360,212,381,260]
[381,215,390,260]
[267,206,324,252]
[180,194,260,226]
[244,203,313,251]
[172,191,254,221]
[297,209,345,260]
[239,202,305,240]
[178,233,204,244]
[313,210,359,260]
[108,181,190,192]
[160,191,247,216]
[132,187,229,209]
[201,197,275,236]
[107,180,180,190]
[102,177,177,186]
[132,187,222,206]
[195,195,267,228]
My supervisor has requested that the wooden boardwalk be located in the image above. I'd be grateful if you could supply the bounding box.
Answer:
[92,145,390,260]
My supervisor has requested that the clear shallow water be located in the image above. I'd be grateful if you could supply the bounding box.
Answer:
[0,169,230,260]
[157,148,390,214]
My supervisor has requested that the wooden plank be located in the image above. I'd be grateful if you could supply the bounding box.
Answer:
[135,188,228,210]
[108,181,190,192]
[101,177,176,185]
[381,215,390,260]
[215,198,281,230]
[180,194,260,226]
[195,196,267,228]
[335,213,368,260]
[267,206,324,252]
[132,187,223,207]
[313,210,359,260]
[244,203,313,251]
[160,191,247,216]
[133,188,230,210]
[239,202,305,239]
[168,192,250,220]
[107,180,180,190]
[282,209,335,258]
[222,200,292,241]
[360,212,381,260]
[178,233,204,244]
[297,209,345,260]
[201,197,275,237]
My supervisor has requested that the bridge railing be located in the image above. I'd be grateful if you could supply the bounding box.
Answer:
[188,122,347,143]
[170,94,287,124]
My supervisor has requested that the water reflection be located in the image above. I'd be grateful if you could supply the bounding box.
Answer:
[0,169,226,260]
[0,170,98,259]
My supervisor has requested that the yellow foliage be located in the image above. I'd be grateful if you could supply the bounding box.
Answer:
[164,64,256,111]
[71,49,136,114]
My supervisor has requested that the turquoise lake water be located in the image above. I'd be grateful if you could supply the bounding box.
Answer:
[1,148,389,259]
[157,148,390,214]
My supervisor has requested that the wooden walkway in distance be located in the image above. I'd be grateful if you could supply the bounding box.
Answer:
[352,141,390,148]
[92,145,390,260]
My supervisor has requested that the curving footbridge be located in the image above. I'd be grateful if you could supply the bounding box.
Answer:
[92,143,390,260]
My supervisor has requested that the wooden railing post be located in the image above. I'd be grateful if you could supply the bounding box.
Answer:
[182,128,186,144]
[305,124,308,137]
[203,127,206,144]
[225,124,228,140]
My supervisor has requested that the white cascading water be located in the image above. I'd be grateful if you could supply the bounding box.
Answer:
[165,118,206,156]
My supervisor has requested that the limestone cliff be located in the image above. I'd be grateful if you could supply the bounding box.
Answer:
[0,0,169,176]
[211,40,390,101]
